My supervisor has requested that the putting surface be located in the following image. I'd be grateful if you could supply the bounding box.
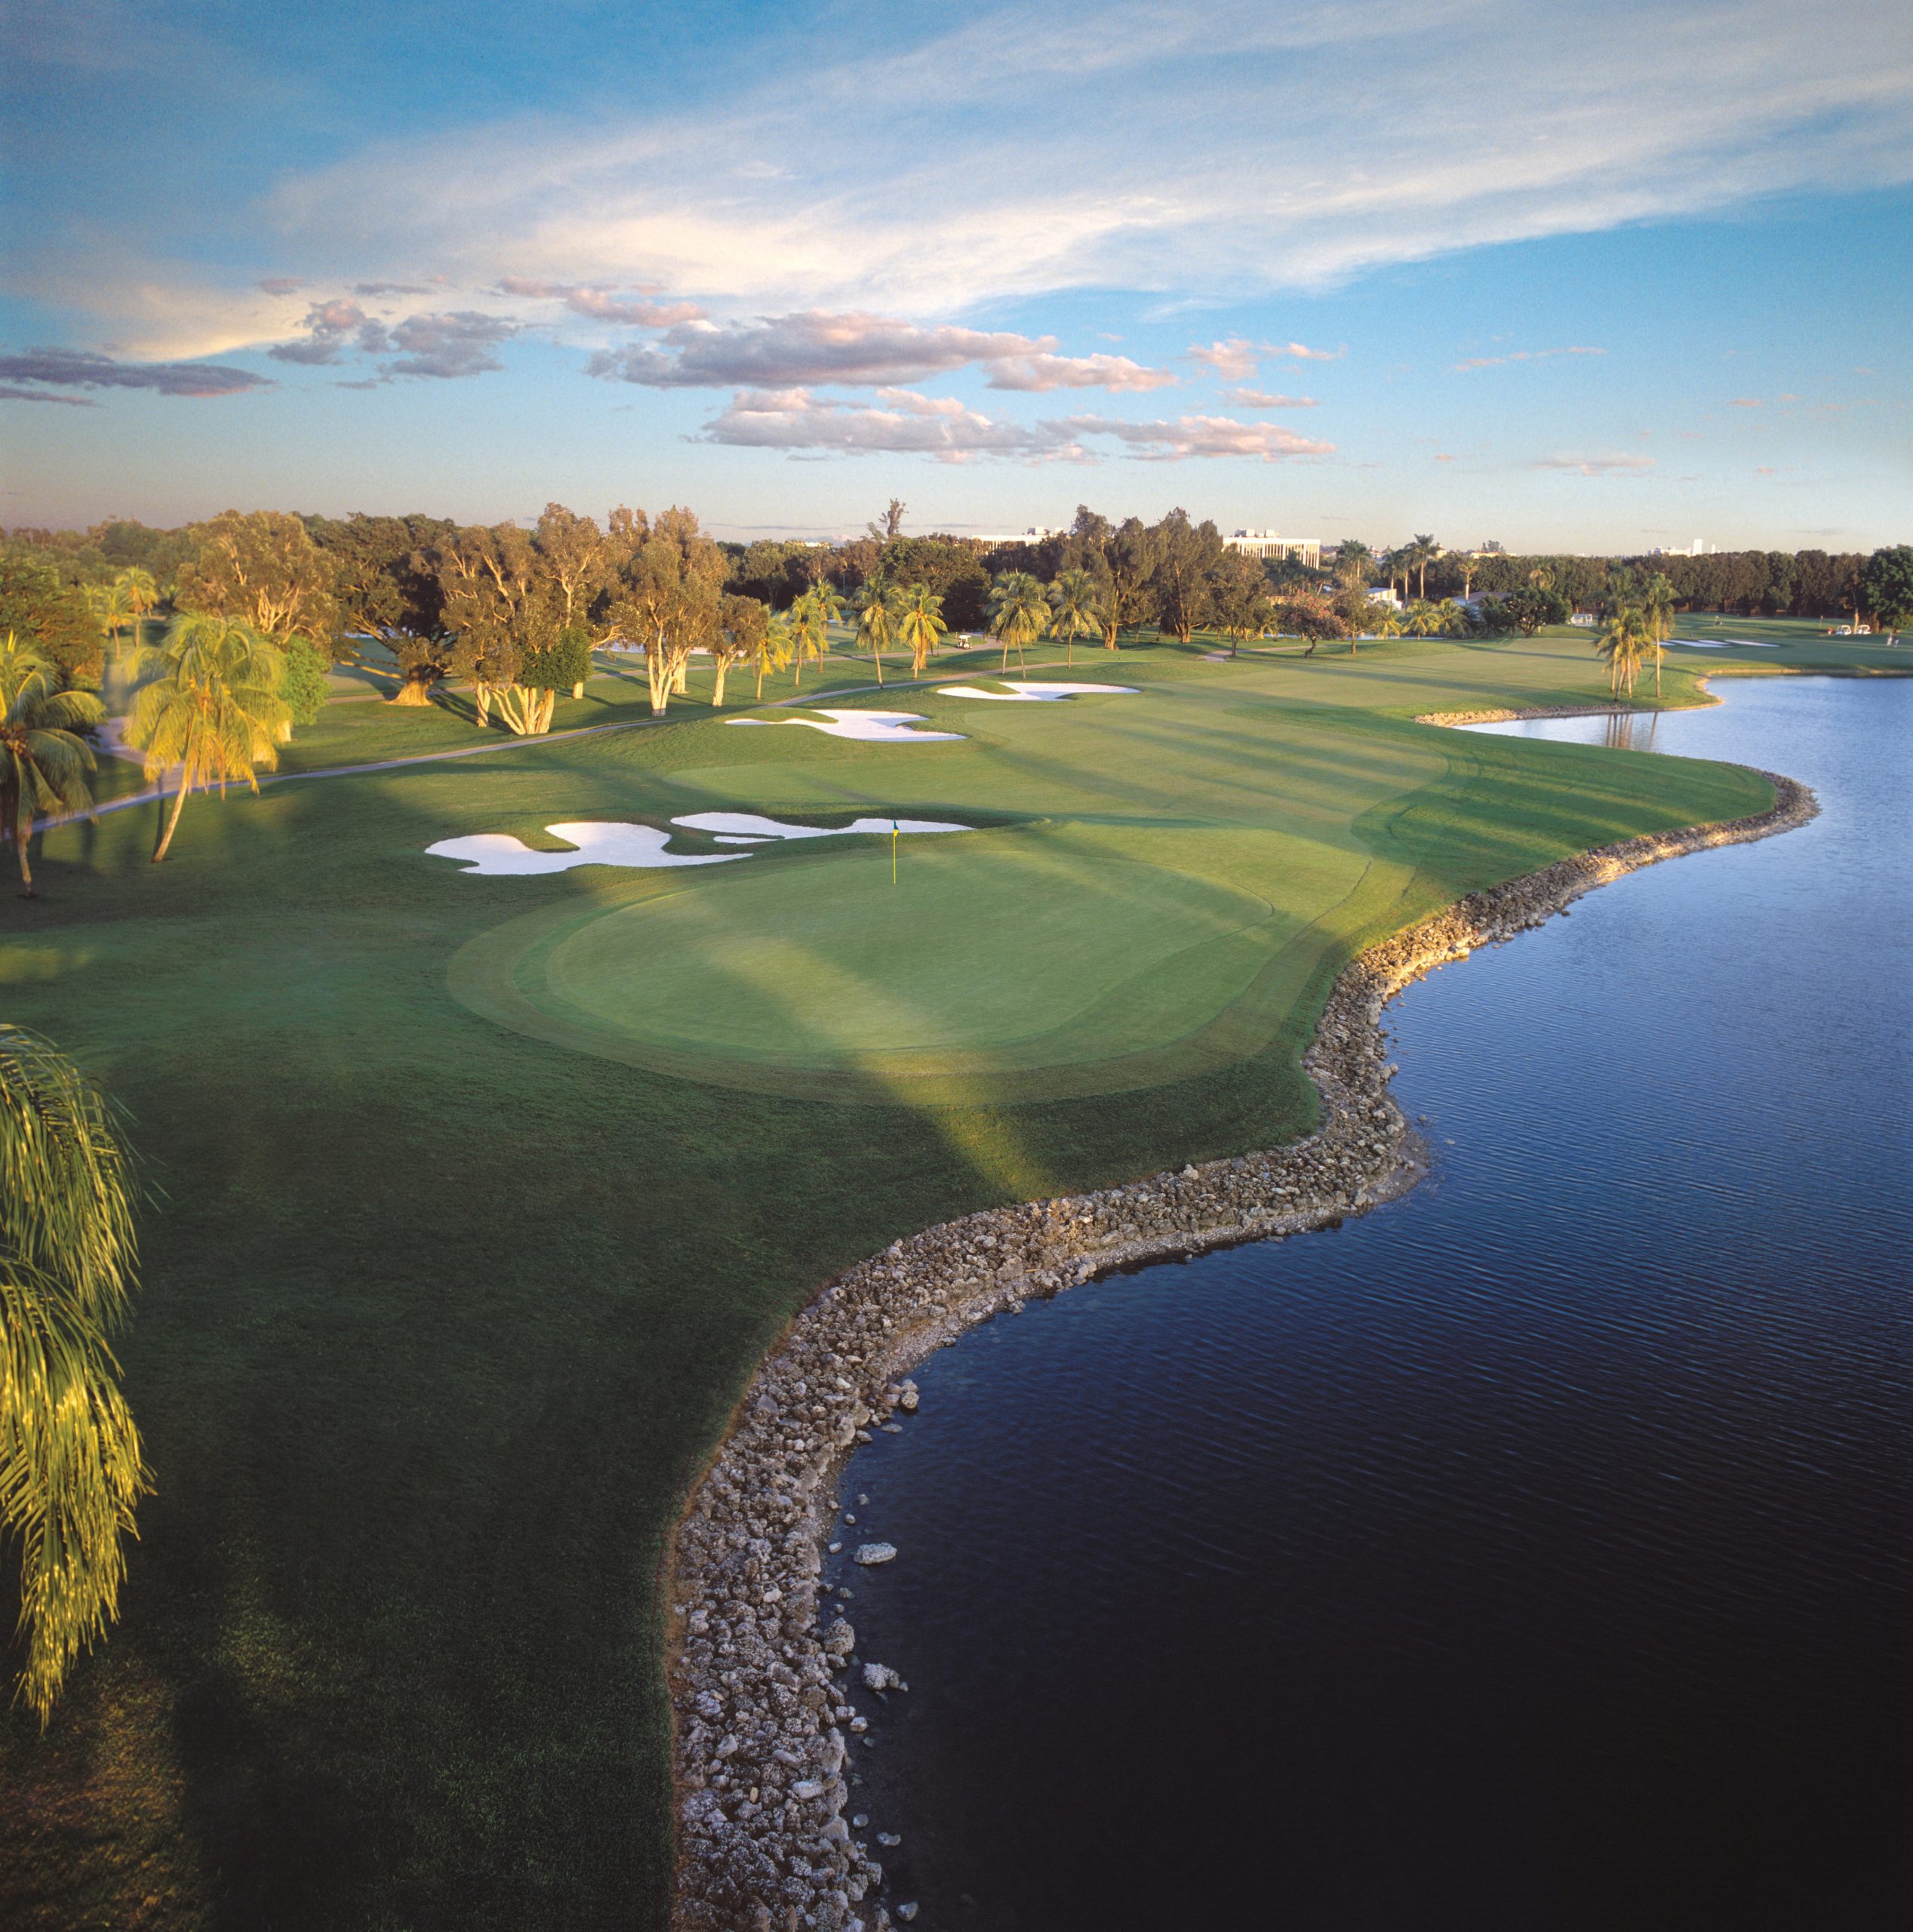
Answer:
[450,823,1385,1099]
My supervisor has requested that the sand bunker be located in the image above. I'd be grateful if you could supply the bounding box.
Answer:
[431,814,973,876]
[427,823,747,876]
[726,709,963,743]
[674,813,970,840]
[935,681,1139,702]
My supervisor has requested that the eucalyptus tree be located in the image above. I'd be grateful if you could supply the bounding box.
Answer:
[853,580,897,685]
[894,582,948,677]
[125,614,290,861]
[0,1022,147,1724]
[711,594,769,708]
[1,634,104,895]
[987,571,1051,674]
[174,509,340,647]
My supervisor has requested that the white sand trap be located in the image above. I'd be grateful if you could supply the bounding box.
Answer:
[727,709,963,742]
[675,812,969,841]
[1675,641,1727,648]
[427,822,747,876]
[934,681,1139,702]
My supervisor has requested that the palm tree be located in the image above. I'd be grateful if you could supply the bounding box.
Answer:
[117,567,160,650]
[1047,569,1103,669]
[125,614,289,863]
[987,571,1050,675]
[1333,539,1373,598]
[894,583,948,677]
[1,1021,147,1724]
[86,581,134,650]
[754,612,794,701]
[854,580,897,686]
[1407,534,1439,599]
[789,586,841,690]
[1597,605,1653,697]
[1,634,104,896]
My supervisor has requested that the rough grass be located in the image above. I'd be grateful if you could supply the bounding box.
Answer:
[0,628,1847,1931]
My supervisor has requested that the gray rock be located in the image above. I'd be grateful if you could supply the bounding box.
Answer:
[852,1543,897,1567]
[860,1662,903,1692]
[897,1906,919,1922]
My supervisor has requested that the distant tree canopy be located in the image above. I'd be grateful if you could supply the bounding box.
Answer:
[7,515,1908,666]
[0,552,106,682]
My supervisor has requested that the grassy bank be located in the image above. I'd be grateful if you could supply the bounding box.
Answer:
[0,628,1862,1930]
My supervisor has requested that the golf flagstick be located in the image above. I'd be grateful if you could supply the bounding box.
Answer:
[892,818,899,884]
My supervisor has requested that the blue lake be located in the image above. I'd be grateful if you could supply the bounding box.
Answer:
[832,675,1911,1930]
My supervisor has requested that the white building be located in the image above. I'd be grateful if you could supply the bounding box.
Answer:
[1225,531,1321,568]
[964,527,1061,546]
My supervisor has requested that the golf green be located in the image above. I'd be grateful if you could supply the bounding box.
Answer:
[449,826,1364,1098]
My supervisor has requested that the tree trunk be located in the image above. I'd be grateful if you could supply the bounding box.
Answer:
[475,683,491,727]
[872,645,884,686]
[571,681,585,700]
[13,825,32,895]
[647,644,669,716]
[712,663,729,709]
[152,767,193,863]
[390,672,435,706]
[672,657,689,695]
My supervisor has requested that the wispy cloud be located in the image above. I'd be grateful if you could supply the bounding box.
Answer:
[1225,387,1319,408]
[196,0,1908,343]
[1057,414,1333,461]
[1533,451,1658,476]
[496,278,706,326]
[590,311,1173,392]
[1453,345,1606,370]
[1189,337,1342,380]
[698,389,1331,463]
[0,346,268,398]
[0,384,100,407]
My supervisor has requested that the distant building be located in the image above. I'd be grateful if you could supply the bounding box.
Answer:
[1650,538,1713,557]
[1224,531,1321,568]
[963,527,1060,547]
[1570,611,1597,627]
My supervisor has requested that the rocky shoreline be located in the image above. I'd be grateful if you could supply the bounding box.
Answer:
[665,758,1819,1932]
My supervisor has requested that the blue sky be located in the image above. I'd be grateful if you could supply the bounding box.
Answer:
[4,0,1909,550]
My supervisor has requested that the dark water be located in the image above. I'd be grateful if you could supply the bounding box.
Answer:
[830,677,1911,1931]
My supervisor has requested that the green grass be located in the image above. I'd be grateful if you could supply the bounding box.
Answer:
[0,628,1873,1930]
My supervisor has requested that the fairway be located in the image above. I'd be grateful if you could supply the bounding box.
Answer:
[0,629,1836,1932]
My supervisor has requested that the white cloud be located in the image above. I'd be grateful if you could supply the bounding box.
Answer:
[1453,345,1606,370]
[1056,414,1334,461]
[1533,452,1658,475]
[699,389,1333,463]
[588,310,1171,392]
[1225,388,1320,408]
